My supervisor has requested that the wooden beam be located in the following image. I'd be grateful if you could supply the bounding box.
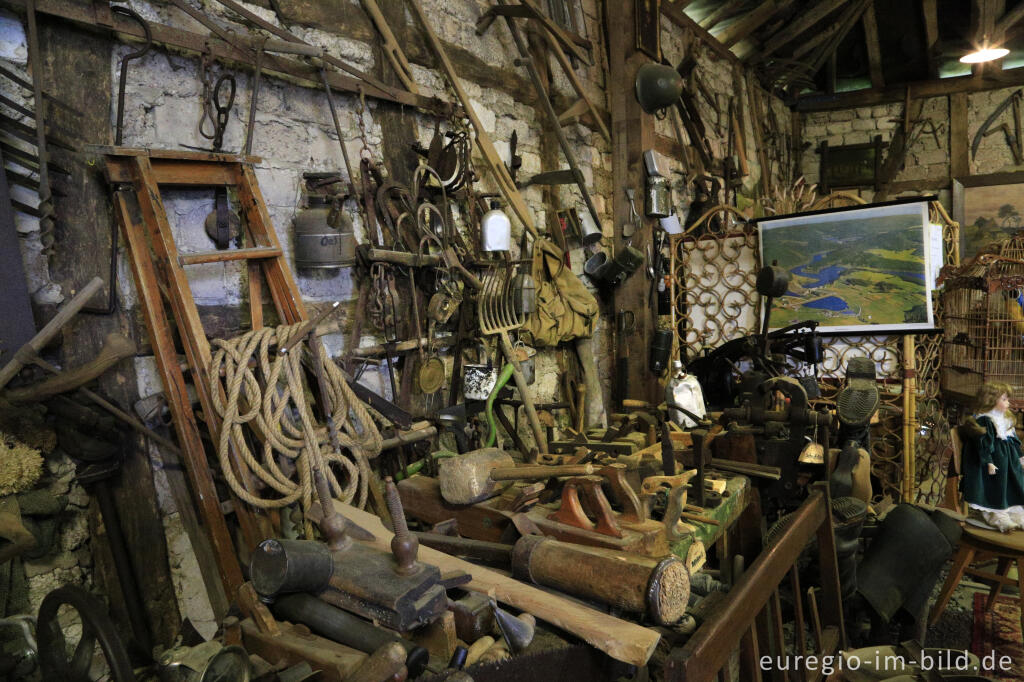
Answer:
[922,0,940,79]
[973,0,1004,79]
[808,0,870,74]
[610,0,658,406]
[751,0,848,61]
[661,1,742,65]
[700,0,746,30]
[863,1,885,88]
[719,0,794,49]
[995,0,1024,36]
[0,0,450,116]
[797,66,1024,110]
[950,92,970,178]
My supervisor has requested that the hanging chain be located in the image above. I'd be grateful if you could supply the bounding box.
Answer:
[198,49,236,151]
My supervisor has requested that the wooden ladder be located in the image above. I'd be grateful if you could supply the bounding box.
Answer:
[101,147,309,614]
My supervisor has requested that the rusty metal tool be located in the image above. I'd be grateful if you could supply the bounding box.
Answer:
[0,277,103,390]
[512,535,691,625]
[494,3,602,232]
[271,593,429,678]
[252,481,465,633]
[4,333,136,403]
[407,0,537,237]
[476,265,547,451]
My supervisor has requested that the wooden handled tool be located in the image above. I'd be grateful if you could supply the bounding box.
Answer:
[0,276,103,390]
[489,464,595,481]
[5,332,136,402]
[336,500,662,667]
[512,535,690,626]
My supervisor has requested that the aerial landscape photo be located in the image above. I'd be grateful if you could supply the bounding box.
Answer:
[760,204,930,332]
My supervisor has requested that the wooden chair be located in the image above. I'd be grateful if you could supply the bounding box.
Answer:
[928,427,1024,638]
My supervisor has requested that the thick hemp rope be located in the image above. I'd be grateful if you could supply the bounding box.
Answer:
[208,323,383,521]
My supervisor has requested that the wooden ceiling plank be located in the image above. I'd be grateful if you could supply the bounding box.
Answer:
[699,0,746,30]
[790,17,840,60]
[752,0,848,61]
[995,1,1024,36]
[720,0,794,49]
[863,0,885,88]
[796,65,1024,111]
[973,0,1005,79]
[921,0,939,78]
[661,2,742,65]
[808,0,871,74]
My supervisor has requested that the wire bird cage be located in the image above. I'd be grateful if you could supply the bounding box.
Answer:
[940,232,1024,407]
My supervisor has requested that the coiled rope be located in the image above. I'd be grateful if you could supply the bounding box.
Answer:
[209,323,383,520]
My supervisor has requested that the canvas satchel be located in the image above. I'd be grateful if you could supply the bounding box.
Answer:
[520,238,599,347]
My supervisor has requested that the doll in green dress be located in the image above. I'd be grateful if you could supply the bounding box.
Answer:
[961,382,1024,532]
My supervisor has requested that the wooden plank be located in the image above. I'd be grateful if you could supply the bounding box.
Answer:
[0,0,450,116]
[610,0,659,405]
[235,164,308,324]
[719,0,793,49]
[750,0,847,61]
[808,0,870,74]
[922,0,940,79]
[112,190,238,614]
[997,0,1024,35]
[334,500,662,667]
[661,1,742,65]
[863,1,885,89]
[747,79,773,194]
[700,0,745,30]
[797,65,1024,110]
[538,26,611,142]
[950,92,970,178]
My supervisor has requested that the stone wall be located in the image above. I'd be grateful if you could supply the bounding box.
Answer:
[2,0,793,645]
[799,86,1024,205]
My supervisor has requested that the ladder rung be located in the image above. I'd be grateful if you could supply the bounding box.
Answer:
[178,246,282,265]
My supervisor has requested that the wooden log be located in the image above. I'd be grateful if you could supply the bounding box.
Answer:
[5,333,136,402]
[333,500,662,666]
[0,276,103,390]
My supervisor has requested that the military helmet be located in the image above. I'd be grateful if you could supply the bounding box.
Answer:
[635,63,683,114]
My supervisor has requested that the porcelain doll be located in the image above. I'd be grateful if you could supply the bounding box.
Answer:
[961,382,1024,532]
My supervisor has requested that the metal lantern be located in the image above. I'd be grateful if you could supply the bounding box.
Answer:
[293,198,356,269]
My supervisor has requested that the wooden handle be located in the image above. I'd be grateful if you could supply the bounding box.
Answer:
[334,500,661,667]
[490,464,595,481]
[5,332,137,402]
[0,276,103,390]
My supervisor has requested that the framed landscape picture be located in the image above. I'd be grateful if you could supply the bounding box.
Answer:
[757,199,935,334]
[953,172,1024,260]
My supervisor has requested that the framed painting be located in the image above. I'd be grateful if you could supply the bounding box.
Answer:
[816,136,883,193]
[757,199,936,334]
[953,172,1024,261]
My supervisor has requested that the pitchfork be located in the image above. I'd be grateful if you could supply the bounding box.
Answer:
[449,250,547,453]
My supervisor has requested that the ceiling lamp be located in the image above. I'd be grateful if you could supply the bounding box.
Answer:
[960,41,1009,63]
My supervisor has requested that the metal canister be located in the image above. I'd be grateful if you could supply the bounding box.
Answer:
[645,176,670,218]
[294,198,356,269]
[649,329,673,373]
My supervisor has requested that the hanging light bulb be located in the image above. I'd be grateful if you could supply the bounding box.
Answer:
[961,35,1009,63]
